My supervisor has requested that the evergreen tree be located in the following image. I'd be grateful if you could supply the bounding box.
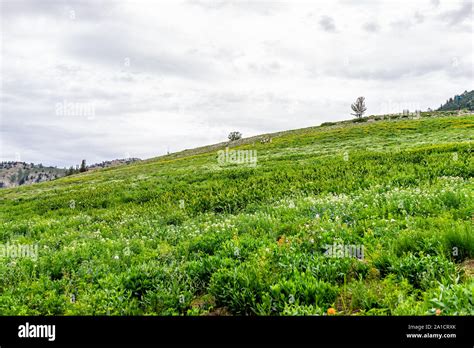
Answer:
[79,159,87,173]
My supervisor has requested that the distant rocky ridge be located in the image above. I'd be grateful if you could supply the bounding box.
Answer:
[0,162,66,188]
[0,158,141,188]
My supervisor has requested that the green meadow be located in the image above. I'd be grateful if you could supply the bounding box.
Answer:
[0,112,473,315]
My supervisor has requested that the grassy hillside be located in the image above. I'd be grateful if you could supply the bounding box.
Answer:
[0,113,473,315]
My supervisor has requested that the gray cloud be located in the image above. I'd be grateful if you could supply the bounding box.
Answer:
[0,0,115,21]
[63,30,214,81]
[414,11,425,24]
[322,54,471,81]
[362,21,379,32]
[319,16,337,32]
[188,0,284,15]
[439,1,472,26]
[0,119,113,167]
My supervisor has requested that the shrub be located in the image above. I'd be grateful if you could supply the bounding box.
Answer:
[209,264,273,315]
[269,272,339,312]
[228,131,242,141]
[320,122,336,127]
[426,280,474,315]
[389,253,457,290]
[442,224,474,262]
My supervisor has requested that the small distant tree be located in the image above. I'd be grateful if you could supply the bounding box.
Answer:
[79,159,87,173]
[228,131,242,141]
[351,96,367,118]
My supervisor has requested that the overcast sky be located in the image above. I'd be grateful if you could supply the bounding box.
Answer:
[1,0,472,167]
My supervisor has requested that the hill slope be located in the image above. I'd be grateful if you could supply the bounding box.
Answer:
[0,113,473,315]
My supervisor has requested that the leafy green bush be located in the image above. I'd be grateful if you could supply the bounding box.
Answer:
[389,253,458,289]
[426,280,474,315]
[269,272,339,312]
